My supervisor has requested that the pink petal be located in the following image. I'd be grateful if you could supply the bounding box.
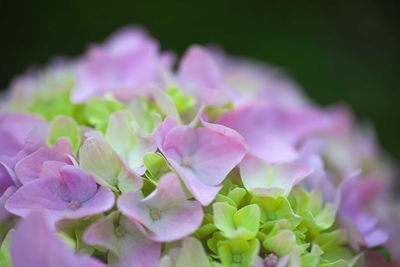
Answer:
[0,186,17,221]
[179,45,222,92]
[11,211,106,267]
[39,161,68,179]
[72,27,160,103]
[0,113,47,157]
[84,211,161,267]
[163,124,246,186]
[57,165,98,202]
[156,118,246,205]
[163,161,222,206]
[6,177,69,222]
[6,175,114,224]
[15,138,74,184]
[364,228,389,248]
[142,172,187,207]
[155,116,177,149]
[216,103,298,163]
[61,186,115,221]
[0,162,15,195]
[118,173,203,242]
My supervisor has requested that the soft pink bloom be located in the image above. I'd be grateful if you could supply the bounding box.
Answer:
[216,102,329,164]
[11,211,106,267]
[15,138,74,184]
[0,113,48,220]
[178,45,228,106]
[72,27,161,103]
[338,176,388,250]
[211,50,309,108]
[6,165,115,225]
[118,173,203,241]
[84,211,161,267]
[156,117,247,205]
[0,112,48,167]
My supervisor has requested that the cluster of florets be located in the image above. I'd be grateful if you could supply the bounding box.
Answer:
[0,27,399,267]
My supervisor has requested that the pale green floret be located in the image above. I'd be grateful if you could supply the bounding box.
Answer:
[262,225,308,257]
[29,90,76,120]
[166,87,196,114]
[290,188,339,232]
[127,97,161,134]
[79,97,123,132]
[151,87,181,124]
[192,184,359,267]
[175,237,211,267]
[218,238,260,267]
[0,230,12,267]
[48,115,81,153]
[143,152,171,182]
[79,137,142,193]
[213,202,260,240]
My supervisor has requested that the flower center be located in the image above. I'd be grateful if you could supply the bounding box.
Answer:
[150,208,162,221]
[264,252,278,267]
[182,156,193,168]
[68,200,81,210]
[232,254,242,264]
[115,225,126,238]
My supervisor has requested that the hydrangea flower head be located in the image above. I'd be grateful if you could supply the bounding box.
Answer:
[0,26,399,267]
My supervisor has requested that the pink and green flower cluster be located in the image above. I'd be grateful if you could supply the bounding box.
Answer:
[0,26,399,267]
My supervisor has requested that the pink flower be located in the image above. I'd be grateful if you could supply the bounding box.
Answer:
[178,45,228,106]
[72,27,161,103]
[216,102,329,164]
[155,117,247,205]
[118,173,203,241]
[15,138,74,184]
[338,176,388,250]
[84,211,161,267]
[11,211,106,267]
[6,165,114,225]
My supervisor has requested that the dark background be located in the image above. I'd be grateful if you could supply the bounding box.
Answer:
[0,0,399,164]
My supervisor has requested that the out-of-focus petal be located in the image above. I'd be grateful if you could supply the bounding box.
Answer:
[11,211,106,267]
[84,211,161,267]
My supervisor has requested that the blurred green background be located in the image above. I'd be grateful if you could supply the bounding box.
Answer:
[0,0,399,163]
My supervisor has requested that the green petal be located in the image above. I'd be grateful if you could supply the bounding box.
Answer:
[159,256,174,267]
[217,238,260,267]
[127,97,160,134]
[151,87,181,124]
[314,203,337,230]
[29,90,75,120]
[166,87,196,113]
[176,237,211,267]
[253,196,302,226]
[79,138,142,192]
[313,229,347,251]
[48,115,81,153]
[79,138,121,190]
[301,244,323,267]
[263,230,307,257]
[193,224,217,240]
[213,202,236,235]
[105,111,136,156]
[82,97,123,131]
[233,204,260,239]
[215,194,237,208]
[0,230,13,267]
[143,152,170,181]
[227,188,247,208]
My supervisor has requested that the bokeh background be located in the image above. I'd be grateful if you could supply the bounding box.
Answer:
[0,0,399,165]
